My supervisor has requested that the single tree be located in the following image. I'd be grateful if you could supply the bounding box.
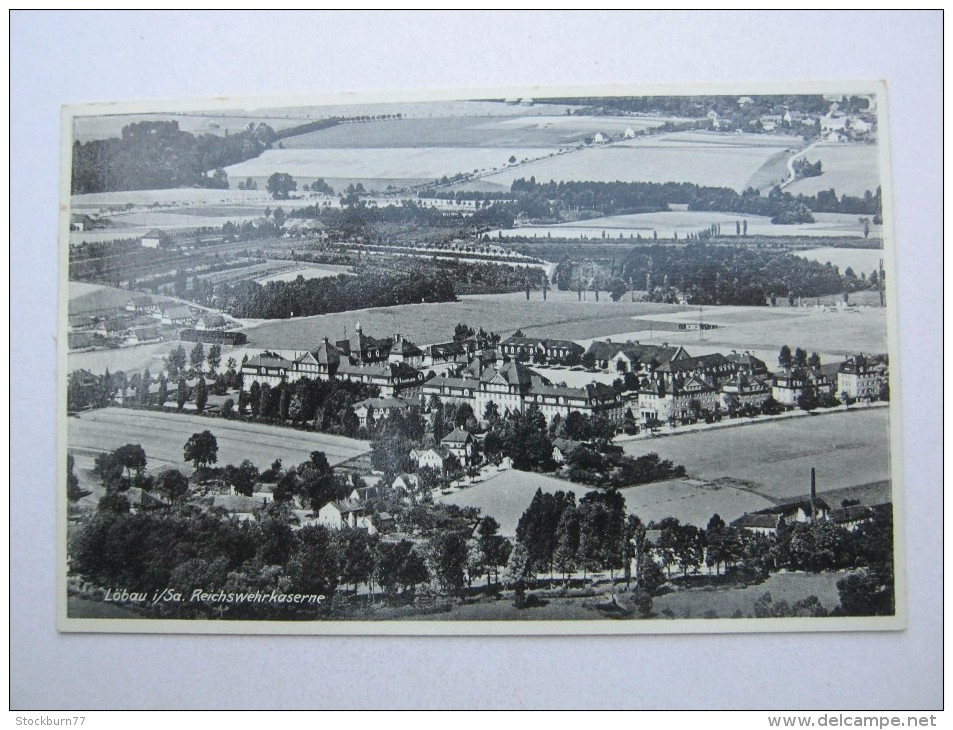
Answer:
[183,430,218,469]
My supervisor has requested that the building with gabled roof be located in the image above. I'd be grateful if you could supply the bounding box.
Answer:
[837,354,888,401]
[500,335,584,364]
[125,295,157,314]
[351,396,412,428]
[159,304,192,325]
[411,446,450,473]
[388,334,424,367]
[317,499,376,533]
[337,360,425,397]
[241,352,295,388]
[141,228,170,249]
[292,338,342,381]
[552,438,585,464]
[440,427,476,466]
[335,322,392,365]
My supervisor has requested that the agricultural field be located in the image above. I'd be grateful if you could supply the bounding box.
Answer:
[68,282,144,315]
[491,211,883,240]
[622,407,891,503]
[222,146,562,186]
[438,468,773,537]
[281,113,687,150]
[441,407,890,537]
[237,293,888,367]
[67,408,369,474]
[474,131,804,191]
[611,303,888,367]
[239,295,684,351]
[67,341,176,376]
[785,142,882,197]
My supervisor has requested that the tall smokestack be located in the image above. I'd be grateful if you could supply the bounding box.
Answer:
[810,467,817,523]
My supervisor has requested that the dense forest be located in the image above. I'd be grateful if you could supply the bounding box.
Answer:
[71,120,276,193]
[551,243,865,306]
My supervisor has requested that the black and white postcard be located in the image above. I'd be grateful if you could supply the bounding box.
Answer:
[58,85,903,634]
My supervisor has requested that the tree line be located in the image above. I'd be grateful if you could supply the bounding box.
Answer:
[507,178,882,222]
[71,120,276,193]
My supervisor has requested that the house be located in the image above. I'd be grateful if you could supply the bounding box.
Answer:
[336,360,425,398]
[772,367,835,406]
[125,326,163,347]
[241,352,295,388]
[70,213,95,232]
[349,485,379,503]
[837,354,888,400]
[140,228,170,249]
[441,427,476,467]
[423,340,468,368]
[650,353,738,389]
[335,322,392,365]
[422,374,480,407]
[388,334,425,368]
[639,375,720,425]
[730,513,783,535]
[392,473,419,492]
[196,313,228,331]
[96,317,131,339]
[827,504,874,530]
[411,447,449,472]
[725,351,769,376]
[552,438,584,465]
[528,380,625,424]
[210,494,266,521]
[125,295,158,314]
[500,335,584,364]
[160,305,193,326]
[351,396,412,428]
[317,499,376,533]
[720,373,772,412]
[585,340,688,373]
[291,339,342,381]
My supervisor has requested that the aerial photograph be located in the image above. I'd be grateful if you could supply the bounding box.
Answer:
[60,89,897,630]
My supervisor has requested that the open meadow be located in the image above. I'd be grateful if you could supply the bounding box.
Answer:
[622,407,891,502]
[239,295,684,350]
[68,407,369,473]
[610,303,888,367]
[785,142,881,197]
[222,146,561,185]
[474,131,803,191]
[440,407,890,536]
[279,113,680,150]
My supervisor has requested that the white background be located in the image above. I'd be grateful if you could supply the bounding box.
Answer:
[10,10,942,709]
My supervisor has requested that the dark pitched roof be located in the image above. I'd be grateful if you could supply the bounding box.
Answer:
[425,375,479,390]
[245,353,294,369]
[296,340,342,366]
[390,336,423,358]
[441,427,473,444]
[552,438,584,454]
[655,353,730,373]
[731,513,781,529]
